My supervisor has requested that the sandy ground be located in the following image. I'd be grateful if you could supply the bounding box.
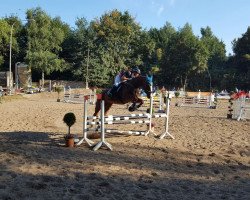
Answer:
[0,91,249,200]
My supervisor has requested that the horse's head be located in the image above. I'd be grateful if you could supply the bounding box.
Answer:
[129,75,152,99]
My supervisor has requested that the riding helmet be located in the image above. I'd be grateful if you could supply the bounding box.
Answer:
[131,67,141,74]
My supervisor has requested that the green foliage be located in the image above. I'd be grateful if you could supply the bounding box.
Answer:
[63,112,76,127]
[160,23,208,90]
[0,19,11,68]
[0,8,248,91]
[231,27,250,89]
[174,91,180,98]
[199,26,226,90]
[88,10,143,86]
[63,112,76,135]
[95,88,103,94]
[55,85,64,93]
[55,85,64,99]
[25,7,66,77]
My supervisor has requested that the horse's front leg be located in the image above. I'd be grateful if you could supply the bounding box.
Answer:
[128,97,143,112]
[135,98,144,109]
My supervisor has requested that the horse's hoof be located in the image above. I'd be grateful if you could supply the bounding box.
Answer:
[128,106,135,112]
[136,105,141,109]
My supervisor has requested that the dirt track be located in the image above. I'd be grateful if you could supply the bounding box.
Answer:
[0,92,249,200]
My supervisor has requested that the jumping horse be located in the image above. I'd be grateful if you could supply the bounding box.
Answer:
[93,75,152,116]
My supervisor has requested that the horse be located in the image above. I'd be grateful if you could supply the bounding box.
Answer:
[93,75,152,116]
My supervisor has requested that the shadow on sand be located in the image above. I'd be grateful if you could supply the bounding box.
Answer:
[0,131,249,200]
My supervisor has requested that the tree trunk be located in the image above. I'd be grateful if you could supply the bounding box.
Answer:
[183,75,188,92]
[42,71,44,89]
[180,75,183,89]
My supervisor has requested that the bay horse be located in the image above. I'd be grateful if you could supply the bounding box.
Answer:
[93,75,152,116]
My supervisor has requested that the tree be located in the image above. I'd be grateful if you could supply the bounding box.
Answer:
[149,22,176,85]
[161,23,208,90]
[133,30,156,73]
[73,18,94,83]
[2,16,24,73]
[89,10,143,86]
[232,27,250,89]
[0,19,11,70]
[200,26,226,90]
[25,7,66,87]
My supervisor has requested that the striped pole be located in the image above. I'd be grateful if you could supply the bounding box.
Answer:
[87,113,149,120]
[85,128,146,135]
[87,113,166,121]
[87,119,150,125]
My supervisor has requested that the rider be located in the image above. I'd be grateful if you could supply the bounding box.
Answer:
[121,66,132,82]
[128,67,143,111]
[131,66,141,78]
[107,67,132,98]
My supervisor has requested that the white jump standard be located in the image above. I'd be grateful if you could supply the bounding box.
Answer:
[180,92,215,109]
[232,95,250,121]
[77,89,174,150]
[93,100,113,151]
[76,98,95,147]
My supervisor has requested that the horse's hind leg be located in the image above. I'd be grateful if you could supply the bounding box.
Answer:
[93,99,101,116]
[104,102,113,116]
[94,99,113,116]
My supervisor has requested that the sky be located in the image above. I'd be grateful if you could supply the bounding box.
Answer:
[1,0,250,55]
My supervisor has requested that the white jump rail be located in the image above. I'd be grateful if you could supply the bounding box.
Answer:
[63,90,96,104]
[140,93,164,111]
[180,93,215,108]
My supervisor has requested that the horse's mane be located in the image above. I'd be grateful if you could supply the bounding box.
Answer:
[127,75,146,84]
[125,76,150,90]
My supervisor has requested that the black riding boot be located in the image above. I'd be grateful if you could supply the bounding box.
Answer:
[107,85,117,98]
